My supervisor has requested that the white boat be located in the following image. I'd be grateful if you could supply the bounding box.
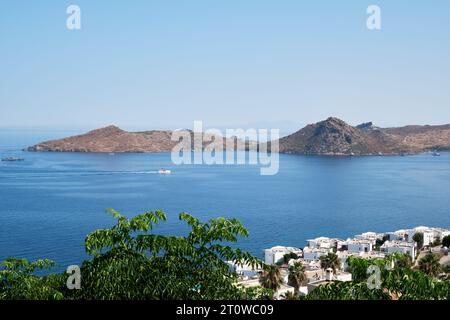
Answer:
[158,169,171,174]
[432,152,441,156]
[1,157,25,162]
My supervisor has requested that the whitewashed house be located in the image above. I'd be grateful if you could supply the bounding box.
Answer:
[391,229,412,242]
[307,237,341,250]
[337,251,386,270]
[433,228,450,241]
[345,239,373,253]
[381,240,416,261]
[354,232,381,245]
[303,247,332,261]
[411,226,435,246]
[306,268,352,294]
[264,246,303,265]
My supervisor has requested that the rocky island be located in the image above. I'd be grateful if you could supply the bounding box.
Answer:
[26,118,450,156]
[278,117,450,156]
[26,125,255,153]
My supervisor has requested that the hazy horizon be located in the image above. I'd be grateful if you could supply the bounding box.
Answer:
[1,1,450,131]
[2,116,450,133]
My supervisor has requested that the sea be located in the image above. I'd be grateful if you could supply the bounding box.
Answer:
[1,130,450,272]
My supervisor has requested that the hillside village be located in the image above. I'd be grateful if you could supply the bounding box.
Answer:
[228,226,450,298]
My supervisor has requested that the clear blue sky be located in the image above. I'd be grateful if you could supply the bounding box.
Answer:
[1,0,450,133]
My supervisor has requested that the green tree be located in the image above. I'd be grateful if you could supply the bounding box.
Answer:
[78,209,262,300]
[281,291,300,300]
[307,266,450,300]
[432,236,442,247]
[319,253,340,272]
[375,235,389,250]
[2,209,450,301]
[259,264,283,293]
[0,209,262,300]
[287,262,306,294]
[305,281,390,300]
[0,258,64,300]
[413,232,424,249]
[442,235,450,248]
[346,256,384,282]
[418,253,441,277]
[276,252,299,266]
[382,267,450,300]
[388,253,413,269]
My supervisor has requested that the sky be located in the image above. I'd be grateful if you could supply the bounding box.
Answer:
[1,0,450,134]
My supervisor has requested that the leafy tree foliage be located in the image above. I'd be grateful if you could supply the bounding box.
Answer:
[305,281,390,300]
[309,255,450,300]
[276,252,299,266]
[1,209,261,300]
[418,253,441,277]
[413,232,424,249]
[442,235,450,248]
[1,210,449,301]
[346,255,385,282]
[287,262,307,294]
[281,291,300,300]
[0,258,64,300]
[259,264,283,292]
[319,253,340,272]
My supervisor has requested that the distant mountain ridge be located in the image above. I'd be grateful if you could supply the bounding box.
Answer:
[278,117,450,155]
[26,125,254,153]
[26,118,450,155]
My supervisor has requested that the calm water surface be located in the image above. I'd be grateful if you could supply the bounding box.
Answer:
[1,131,450,271]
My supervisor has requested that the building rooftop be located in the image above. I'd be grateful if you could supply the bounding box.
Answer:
[265,246,302,253]
[343,238,373,245]
[303,247,331,254]
[337,250,385,260]
[381,240,415,248]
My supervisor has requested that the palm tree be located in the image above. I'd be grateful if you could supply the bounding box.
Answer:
[413,232,424,249]
[259,264,283,292]
[281,291,300,300]
[287,262,307,294]
[320,252,340,272]
[280,252,299,265]
[388,253,412,269]
[418,253,441,277]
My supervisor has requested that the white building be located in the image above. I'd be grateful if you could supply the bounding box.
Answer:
[307,237,341,250]
[306,268,352,294]
[264,246,303,265]
[354,232,381,245]
[433,228,450,241]
[227,260,261,278]
[386,226,450,246]
[411,226,435,246]
[413,226,450,246]
[274,284,296,299]
[344,239,373,253]
[381,240,416,261]
[302,247,332,261]
[389,229,412,242]
[337,251,386,270]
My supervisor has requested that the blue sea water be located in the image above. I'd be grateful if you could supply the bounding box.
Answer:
[1,130,450,271]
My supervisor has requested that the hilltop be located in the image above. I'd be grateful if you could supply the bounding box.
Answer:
[26,125,254,153]
[278,117,450,155]
[26,118,450,155]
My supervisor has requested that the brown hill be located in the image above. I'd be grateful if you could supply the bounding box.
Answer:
[26,119,450,155]
[278,117,450,155]
[26,125,254,153]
